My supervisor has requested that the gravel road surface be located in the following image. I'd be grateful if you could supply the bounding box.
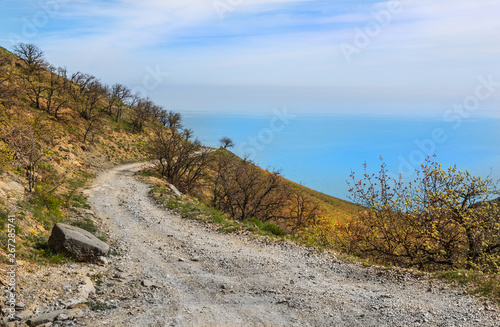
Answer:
[85,163,499,327]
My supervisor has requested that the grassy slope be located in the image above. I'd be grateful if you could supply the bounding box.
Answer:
[1,43,360,264]
[0,46,152,264]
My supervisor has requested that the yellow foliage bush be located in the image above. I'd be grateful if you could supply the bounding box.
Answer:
[347,156,499,272]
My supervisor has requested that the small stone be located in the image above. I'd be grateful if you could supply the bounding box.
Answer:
[142,280,154,287]
[15,302,26,311]
[96,256,108,265]
[62,285,72,293]
[67,303,89,310]
[56,313,70,321]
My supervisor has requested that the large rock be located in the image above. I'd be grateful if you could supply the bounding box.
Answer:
[48,223,109,261]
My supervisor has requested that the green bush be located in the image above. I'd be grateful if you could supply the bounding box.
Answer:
[262,222,286,237]
[0,207,8,230]
[32,187,64,216]
[247,218,264,229]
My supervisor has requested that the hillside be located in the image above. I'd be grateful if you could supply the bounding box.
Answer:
[0,42,363,267]
[1,43,499,325]
[0,42,361,264]
[0,43,162,267]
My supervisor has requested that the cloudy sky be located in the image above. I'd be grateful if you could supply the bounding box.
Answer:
[1,0,499,116]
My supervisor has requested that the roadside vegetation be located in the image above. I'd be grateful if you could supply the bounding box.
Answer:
[343,156,499,302]
[0,43,156,264]
[1,43,499,304]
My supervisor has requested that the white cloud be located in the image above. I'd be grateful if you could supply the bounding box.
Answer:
[8,0,496,117]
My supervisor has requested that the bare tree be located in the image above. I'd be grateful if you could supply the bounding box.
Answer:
[211,152,287,221]
[149,123,211,194]
[164,110,183,130]
[12,43,47,110]
[5,126,45,192]
[43,65,67,118]
[12,43,45,72]
[219,137,234,149]
[130,96,154,132]
[284,191,321,233]
[69,72,106,120]
[106,83,131,122]
[56,67,71,92]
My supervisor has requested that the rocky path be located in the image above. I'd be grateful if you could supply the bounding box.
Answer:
[84,163,499,327]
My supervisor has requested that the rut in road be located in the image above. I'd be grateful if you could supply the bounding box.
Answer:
[86,163,499,327]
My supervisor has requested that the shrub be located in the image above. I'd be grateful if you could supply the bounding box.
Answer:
[347,156,500,272]
[262,222,287,237]
[0,207,8,230]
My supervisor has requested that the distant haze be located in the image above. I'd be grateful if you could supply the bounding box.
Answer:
[1,0,499,118]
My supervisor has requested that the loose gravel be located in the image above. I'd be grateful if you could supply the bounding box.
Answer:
[83,162,499,327]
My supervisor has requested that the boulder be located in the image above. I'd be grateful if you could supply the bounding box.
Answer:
[48,223,109,261]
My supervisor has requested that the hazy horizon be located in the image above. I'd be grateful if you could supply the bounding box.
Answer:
[1,0,499,118]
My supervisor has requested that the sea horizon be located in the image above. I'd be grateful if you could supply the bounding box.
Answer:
[182,111,500,200]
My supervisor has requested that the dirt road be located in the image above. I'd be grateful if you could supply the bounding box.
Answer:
[85,163,499,327]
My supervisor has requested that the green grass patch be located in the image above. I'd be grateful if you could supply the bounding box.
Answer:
[70,217,98,234]
[0,207,8,231]
[28,198,63,225]
[261,222,286,237]
[67,193,91,209]
[90,273,104,286]
[22,234,68,264]
[63,170,95,209]
[436,269,500,304]
[244,218,286,237]
[84,301,117,312]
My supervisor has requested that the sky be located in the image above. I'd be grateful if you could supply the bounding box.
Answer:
[1,0,500,117]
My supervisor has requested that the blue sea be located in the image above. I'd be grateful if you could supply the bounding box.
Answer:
[182,111,500,200]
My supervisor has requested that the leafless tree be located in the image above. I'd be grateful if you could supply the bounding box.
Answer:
[130,96,154,132]
[284,191,321,233]
[43,65,67,118]
[106,83,131,122]
[56,67,71,92]
[219,137,234,149]
[12,44,48,110]
[12,43,45,72]
[211,152,287,221]
[164,110,183,130]
[5,126,45,192]
[149,123,211,194]
[69,72,106,120]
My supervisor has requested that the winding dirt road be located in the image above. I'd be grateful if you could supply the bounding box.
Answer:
[85,163,499,327]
